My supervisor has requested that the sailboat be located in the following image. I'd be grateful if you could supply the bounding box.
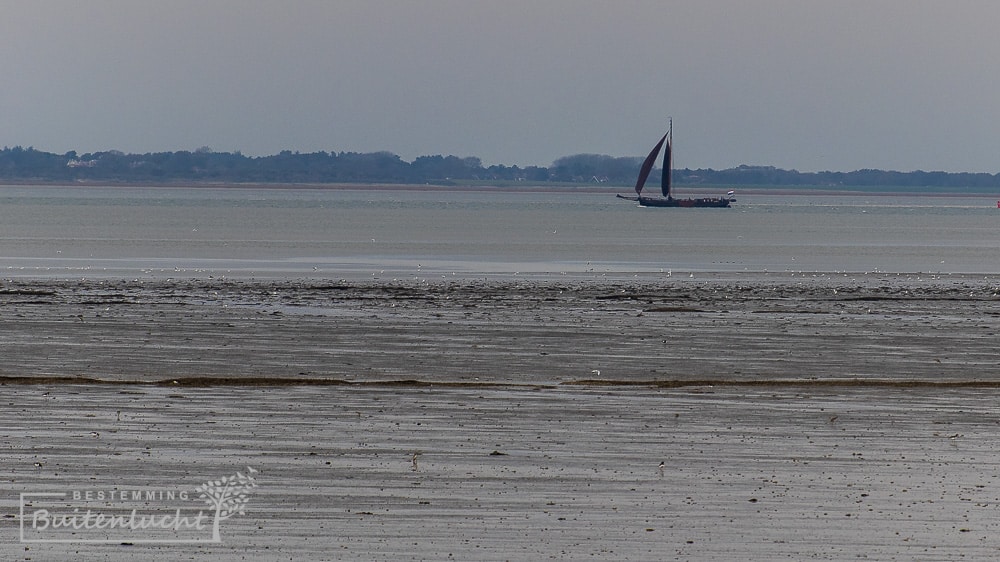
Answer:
[617,120,735,207]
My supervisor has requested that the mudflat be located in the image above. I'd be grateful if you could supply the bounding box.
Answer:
[3,272,1000,560]
[2,271,998,384]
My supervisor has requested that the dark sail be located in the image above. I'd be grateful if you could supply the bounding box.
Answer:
[634,133,667,196]
[660,137,671,198]
[660,120,672,198]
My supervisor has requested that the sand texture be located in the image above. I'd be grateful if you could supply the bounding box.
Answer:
[0,272,998,385]
[3,273,1000,560]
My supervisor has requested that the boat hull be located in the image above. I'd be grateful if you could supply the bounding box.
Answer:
[616,194,733,208]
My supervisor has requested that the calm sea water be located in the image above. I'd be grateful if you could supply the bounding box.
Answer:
[0,185,998,280]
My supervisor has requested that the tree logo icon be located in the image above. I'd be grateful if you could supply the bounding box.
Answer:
[194,466,259,542]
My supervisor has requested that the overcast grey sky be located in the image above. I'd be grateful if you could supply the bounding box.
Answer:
[3,1,999,172]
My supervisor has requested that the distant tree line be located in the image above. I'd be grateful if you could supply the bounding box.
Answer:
[676,164,1000,191]
[1,145,998,190]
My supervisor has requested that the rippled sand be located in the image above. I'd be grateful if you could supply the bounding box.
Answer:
[2,272,998,384]
[3,273,1000,559]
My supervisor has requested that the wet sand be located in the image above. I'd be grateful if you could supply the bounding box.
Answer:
[3,273,1000,559]
[1,271,998,385]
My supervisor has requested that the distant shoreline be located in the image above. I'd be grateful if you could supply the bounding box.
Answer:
[0,179,995,198]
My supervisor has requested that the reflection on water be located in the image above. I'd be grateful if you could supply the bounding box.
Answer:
[0,185,998,279]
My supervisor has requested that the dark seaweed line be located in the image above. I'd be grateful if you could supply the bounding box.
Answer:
[563,378,1000,389]
[1,375,999,390]
[0,376,553,390]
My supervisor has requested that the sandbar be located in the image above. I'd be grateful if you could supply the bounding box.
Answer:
[2,272,1000,559]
